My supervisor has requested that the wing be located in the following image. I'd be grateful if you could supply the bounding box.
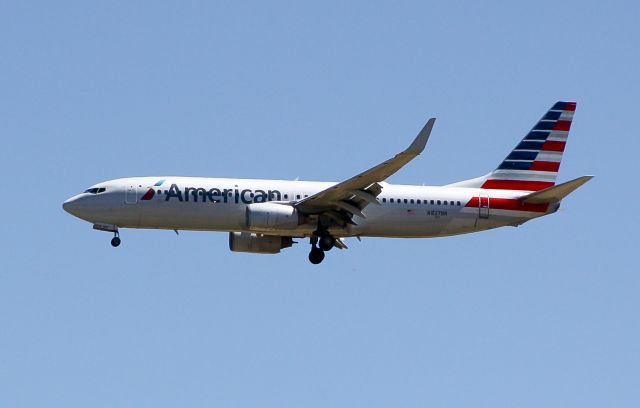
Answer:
[295,118,436,226]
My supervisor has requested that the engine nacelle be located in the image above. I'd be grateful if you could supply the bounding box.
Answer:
[228,232,294,254]
[245,202,300,231]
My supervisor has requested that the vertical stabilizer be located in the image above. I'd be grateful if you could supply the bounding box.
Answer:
[483,101,576,191]
[448,101,577,191]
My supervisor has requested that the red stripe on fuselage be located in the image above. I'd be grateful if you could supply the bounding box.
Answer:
[481,180,554,191]
[465,197,549,213]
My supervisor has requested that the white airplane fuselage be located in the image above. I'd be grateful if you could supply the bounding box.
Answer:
[63,176,550,238]
[63,102,590,263]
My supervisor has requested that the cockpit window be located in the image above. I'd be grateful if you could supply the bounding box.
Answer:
[84,187,106,194]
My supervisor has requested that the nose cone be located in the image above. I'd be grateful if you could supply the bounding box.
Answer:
[63,195,82,217]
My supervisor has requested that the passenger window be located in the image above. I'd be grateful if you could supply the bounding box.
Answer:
[390,198,394,203]
[417,199,421,204]
[430,200,434,205]
[403,199,408,203]
[296,194,300,199]
[382,198,387,203]
[284,194,289,199]
[437,200,441,205]
[410,199,414,204]
[444,200,448,205]
[457,201,461,206]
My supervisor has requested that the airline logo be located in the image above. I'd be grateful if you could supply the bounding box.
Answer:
[482,101,576,191]
[141,179,166,201]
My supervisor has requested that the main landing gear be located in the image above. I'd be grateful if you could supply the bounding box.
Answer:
[308,234,336,264]
[308,245,325,264]
[318,235,336,252]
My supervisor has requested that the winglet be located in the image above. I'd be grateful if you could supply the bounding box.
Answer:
[406,118,436,155]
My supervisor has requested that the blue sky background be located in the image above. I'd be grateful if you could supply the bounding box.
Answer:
[1,1,638,406]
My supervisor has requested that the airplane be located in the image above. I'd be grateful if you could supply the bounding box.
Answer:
[63,101,592,264]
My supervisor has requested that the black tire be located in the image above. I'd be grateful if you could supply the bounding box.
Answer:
[111,237,121,247]
[308,247,325,264]
[318,236,335,252]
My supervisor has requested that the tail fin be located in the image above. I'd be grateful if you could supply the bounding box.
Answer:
[483,101,576,191]
[449,101,577,191]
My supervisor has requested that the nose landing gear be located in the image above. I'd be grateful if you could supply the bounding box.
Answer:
[110,231,121,247]
[92,223,121,248]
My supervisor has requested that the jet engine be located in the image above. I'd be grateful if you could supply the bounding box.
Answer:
[245,202,300,231]
[229,232,294,254]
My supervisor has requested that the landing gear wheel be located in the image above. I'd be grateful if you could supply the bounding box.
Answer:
[318,236,336,252]
[308,247,325,264]
[111,236,121,247]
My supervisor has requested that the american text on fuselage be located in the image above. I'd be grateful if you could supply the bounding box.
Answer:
[163,183,284,204]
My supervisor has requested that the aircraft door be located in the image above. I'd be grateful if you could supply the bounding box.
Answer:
[125,184,138,204]
[479,194,489,219]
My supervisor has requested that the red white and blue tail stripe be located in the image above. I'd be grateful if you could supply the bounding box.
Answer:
[481,101,576,191]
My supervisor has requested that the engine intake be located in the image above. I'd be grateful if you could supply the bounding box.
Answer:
[245,202,300,231]
[229,232,294,254]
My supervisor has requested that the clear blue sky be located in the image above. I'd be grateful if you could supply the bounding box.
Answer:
[1,1,638,407]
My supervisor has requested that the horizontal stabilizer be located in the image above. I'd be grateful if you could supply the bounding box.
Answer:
[521,175,593,204]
